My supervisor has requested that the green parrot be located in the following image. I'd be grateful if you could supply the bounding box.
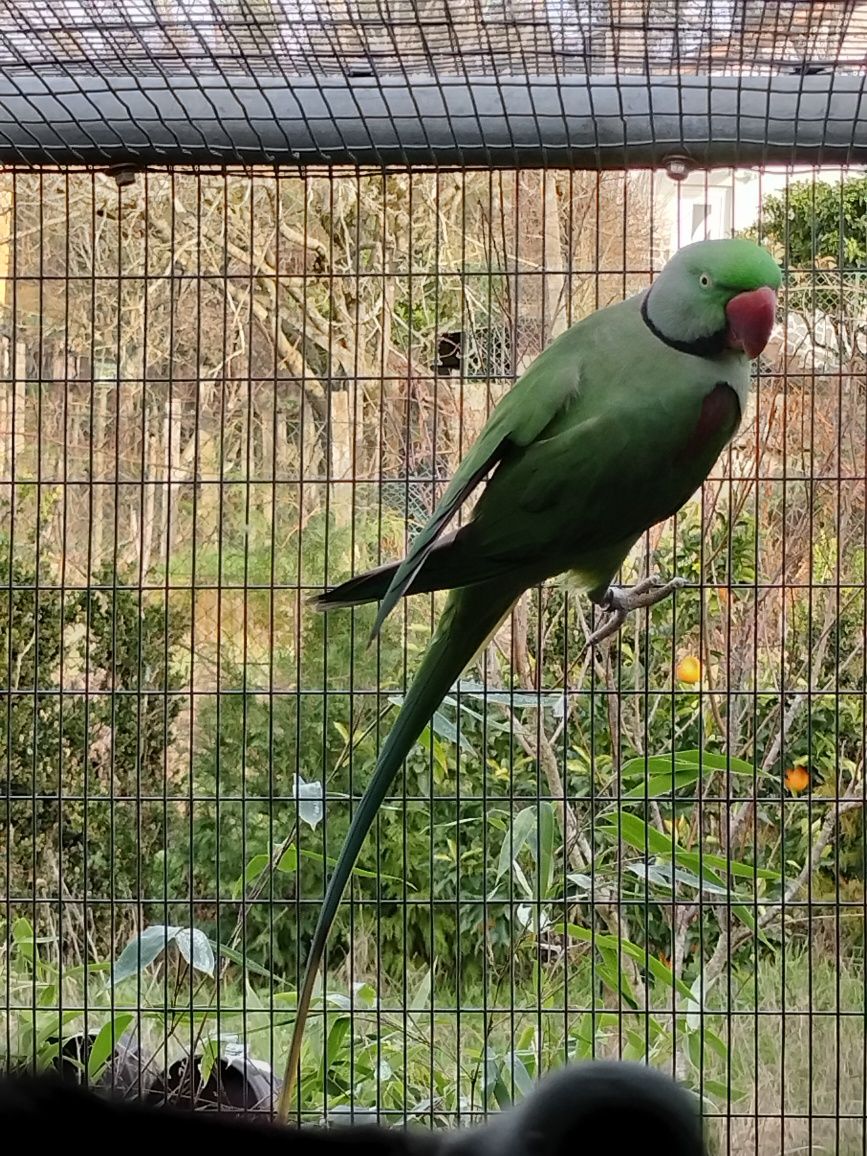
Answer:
[277,237,781,1115]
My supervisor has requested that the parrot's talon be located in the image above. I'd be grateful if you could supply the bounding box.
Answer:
[586,575,686,648]
[585,607,629,647]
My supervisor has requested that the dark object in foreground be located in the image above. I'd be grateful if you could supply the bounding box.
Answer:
[0,1061,704,1155]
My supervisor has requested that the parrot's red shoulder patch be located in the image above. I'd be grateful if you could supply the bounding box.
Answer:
[677,382,741,465]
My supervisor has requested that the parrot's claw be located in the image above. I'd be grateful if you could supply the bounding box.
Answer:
[585,575,686,648]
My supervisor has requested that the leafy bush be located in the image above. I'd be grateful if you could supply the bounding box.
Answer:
[1,507,186,946]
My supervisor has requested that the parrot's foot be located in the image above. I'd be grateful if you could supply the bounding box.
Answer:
[585,575,687,648]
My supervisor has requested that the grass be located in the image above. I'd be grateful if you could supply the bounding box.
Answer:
[705,950,867,1154]
[2,923,866,1153]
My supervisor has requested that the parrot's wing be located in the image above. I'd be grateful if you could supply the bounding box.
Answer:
[368,343,582,639]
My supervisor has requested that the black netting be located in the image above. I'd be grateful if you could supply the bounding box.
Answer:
[0,2,864,81]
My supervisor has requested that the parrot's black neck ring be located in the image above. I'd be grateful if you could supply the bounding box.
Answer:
[641,290,728,358]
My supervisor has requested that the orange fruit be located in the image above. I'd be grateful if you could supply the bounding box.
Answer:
[676,655,701,684]
[785,765,810,793]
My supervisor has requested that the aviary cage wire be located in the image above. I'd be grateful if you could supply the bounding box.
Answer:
[1,1,867,1152]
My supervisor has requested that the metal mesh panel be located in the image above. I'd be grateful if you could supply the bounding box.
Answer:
[0,2,862,167]
[2,161,867,1152]
[0,2,866,1153]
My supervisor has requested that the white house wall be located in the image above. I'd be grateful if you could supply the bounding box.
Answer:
[653,166,864,263]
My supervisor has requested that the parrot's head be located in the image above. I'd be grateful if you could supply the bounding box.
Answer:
[643,238,782,360]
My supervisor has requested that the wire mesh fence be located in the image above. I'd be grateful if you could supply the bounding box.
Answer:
[0,3,867,1155]
[0,2,864,168]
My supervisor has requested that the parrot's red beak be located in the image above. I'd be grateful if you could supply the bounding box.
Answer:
[725,286,777,359]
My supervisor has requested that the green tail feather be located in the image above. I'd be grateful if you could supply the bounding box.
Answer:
[310,558,402,610]
[277,576,523,1119]
[311,531,501,613]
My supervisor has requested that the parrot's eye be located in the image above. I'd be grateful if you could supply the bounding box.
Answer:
[699,273,711,288]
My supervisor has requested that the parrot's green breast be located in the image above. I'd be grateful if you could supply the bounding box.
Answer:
[561,377,742,600]
[563,302,745,549]
[656,379,742,517]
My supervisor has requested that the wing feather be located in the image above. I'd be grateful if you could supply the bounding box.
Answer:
[367,340,581,640]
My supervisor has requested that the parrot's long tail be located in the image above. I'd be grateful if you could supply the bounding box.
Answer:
[277,574,525,1120]
[311,556,426,609]
[312,530,492,609]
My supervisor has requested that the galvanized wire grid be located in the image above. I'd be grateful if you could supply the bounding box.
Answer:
[0,2,866,1155]
[0,3,863,168]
